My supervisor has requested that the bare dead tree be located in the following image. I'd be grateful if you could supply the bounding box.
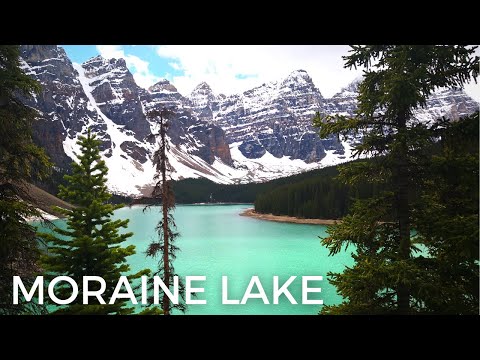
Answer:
[145,107,185,315]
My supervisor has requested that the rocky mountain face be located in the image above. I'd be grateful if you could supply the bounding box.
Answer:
[81,55,151,142]
[413,87,479,123]
[20,45,234,195]
[323,77,361,116]
[325,78,478,122]
[20,45,106,169]
[189,69,343,163]
[18,45,479,196]
[142,82,232,165]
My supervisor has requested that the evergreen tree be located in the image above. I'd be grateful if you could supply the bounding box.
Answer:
[413,112,479,313]
[0,45,51,314]
[145,108,185,315]
[253,166,369,220]
[313,45,478,314]
[39,129,148,314]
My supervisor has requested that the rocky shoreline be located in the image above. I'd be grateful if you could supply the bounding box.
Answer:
[240,208,341,225]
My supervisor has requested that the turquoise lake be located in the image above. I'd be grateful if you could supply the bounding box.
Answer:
[39,204,354,315]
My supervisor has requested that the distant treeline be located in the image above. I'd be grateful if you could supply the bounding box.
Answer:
[173,178,258,203]
[36,160,376,215]
[172,164,361,204]
[35,154,375,214]
[254,164,379,219]
[252,139,451,220]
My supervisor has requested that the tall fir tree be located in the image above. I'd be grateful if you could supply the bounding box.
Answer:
[39,129,149,314]
[0,45,51,314]
[313,45,478,314]
[413,112,479,313]
[145,108,185,315]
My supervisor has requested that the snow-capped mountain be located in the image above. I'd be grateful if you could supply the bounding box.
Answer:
[20,46,235,195]
[19,45,479,196]
[189,69,343,163]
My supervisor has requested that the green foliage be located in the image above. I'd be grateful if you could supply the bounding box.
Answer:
[256,165,365,219]
[0,45,51,314]
[0,46,40,100]
[412,112,479,313]
[39,130,149,314]
[173,163,358,205]
[314,45,478,314]
[173,178,259,204]
[254,158,387,219]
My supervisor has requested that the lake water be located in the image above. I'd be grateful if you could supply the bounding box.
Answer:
[38,204,354,315]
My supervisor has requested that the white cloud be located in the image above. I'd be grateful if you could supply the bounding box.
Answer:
[96,45,160,89]
[157,45,360,97]
[155,45,480,103]
[462,46,480,103]
[156,45,363,97]
[464,81,480,103]
[96,45,123,59]
[169,62,180,71]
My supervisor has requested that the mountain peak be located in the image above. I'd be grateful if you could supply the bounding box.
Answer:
[84,54,104,62]
[286,69,311,80]
[333,76,364,98]
[21,45,70,64]
[191,81,214,96]
[189,81,216,110]
[279,69,320,97]
[149,79,178,93]
[82,56,129,75]
[290,69,309,76]
[194,81,212,91]
[282,69,315,87]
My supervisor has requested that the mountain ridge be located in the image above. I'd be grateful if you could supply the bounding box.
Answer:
[19,45,479,196]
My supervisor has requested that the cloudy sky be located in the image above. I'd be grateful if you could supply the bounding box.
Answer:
[63,45,480,101]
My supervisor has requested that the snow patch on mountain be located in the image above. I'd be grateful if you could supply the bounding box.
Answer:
[166,141,234,184]
[72,63,157,196]
[228,142,322,182]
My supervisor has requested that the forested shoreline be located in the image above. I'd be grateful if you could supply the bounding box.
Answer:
[253,163,379,219]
